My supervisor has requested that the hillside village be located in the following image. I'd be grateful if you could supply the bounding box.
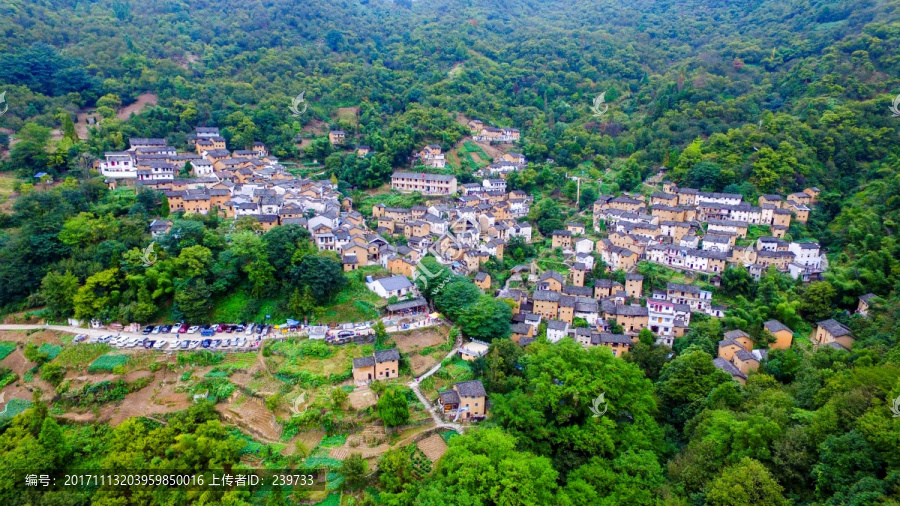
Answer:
[92,117,851,400]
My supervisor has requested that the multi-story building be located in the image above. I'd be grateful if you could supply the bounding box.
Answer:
[391,172,458,195]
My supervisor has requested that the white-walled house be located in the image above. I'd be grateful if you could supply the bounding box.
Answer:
[366,275,416,299]
[788,241,821,268]
[100,152,137,178]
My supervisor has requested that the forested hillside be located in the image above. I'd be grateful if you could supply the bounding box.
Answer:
[0,0,900,504]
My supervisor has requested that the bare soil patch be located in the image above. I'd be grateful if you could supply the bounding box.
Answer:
[73,93,158,139]
[348,385,377,410]
[118,93,158,120]
[0,329,69,346]
[417,433,448,462]
[391,327,448,354]
[335,107,359,127]
[301,119,328,136]
[217,395,282,441]
[105,374,188,426]
[409,353,441,377]
[473,140,504,162]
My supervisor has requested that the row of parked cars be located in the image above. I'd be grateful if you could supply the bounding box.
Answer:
[141,323,279,337]
[84,334,260,351]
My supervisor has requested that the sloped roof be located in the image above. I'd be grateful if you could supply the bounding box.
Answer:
[455,380,487,397]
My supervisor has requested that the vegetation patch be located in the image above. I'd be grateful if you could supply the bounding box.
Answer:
[318,434,347,447]
[192,377,236,403]
[88,353,128,373]
[0,342,16,361]
[302,447,343,470]
[176,350,225,367]
[59,378,152,408]
[0,367,17,388]
[55,343,111,367]
[0,398,32,422]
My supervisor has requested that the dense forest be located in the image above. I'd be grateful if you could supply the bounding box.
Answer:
[0,0,900,504]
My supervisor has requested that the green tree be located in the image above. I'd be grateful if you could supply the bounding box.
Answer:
[454,295,512,342]
[656,348,731,428]
[174,278,212,323]
[72,268,121,320]
[290,255,346,303]
[800,281,836,322]
[376,387,410,428]
[706,458,789,506]
[414,428,558,504]
[40,271,79,319]
[563,451,664,505]
[40,362,65,386]
[38,417,68,468]
[812,431,884,500]
[338,453,368,491]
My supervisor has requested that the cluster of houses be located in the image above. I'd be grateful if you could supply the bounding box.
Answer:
[480,263,720,354]
[100,129,358,235]
[350,347,488,422]
[467,119,521,144]
[366,184,534,277]
[592,183,825,281]
[713,317,857,384]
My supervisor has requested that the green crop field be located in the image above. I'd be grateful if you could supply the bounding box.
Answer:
[88,354,128,373]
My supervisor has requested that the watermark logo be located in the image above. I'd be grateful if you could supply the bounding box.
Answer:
[589,392,608,417]
[289,92,308,117]
[890,93,900,117]
[290,391,308,417]
[890,394,900,418]
[590,92,609,118]
[0,91,7,116]
[140,242,158,267]
[734,246,756,265]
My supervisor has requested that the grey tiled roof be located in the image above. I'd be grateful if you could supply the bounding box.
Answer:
[764,320,791,334]
[818,319,852,338]
[374,349,400,363]
[353,356,375,368]
[714,357,746,380]
[455,380,486,398]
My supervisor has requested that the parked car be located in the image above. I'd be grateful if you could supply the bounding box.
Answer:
[235,324,245,333]
[187,326,200,334]
[213,324,224,333]
[189,340,200,349]
[245,325,254,335]
[200,328,215,337]
[142,325,153,335]
[144,340,155,349]
[337,330,355,339]
[180,340,190,349]
[201,339,211,348]
[212,339,221,348]
[171,325,181,334]
[155,340,167,349]
[178,324,189,333]
[224,325,234,334]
